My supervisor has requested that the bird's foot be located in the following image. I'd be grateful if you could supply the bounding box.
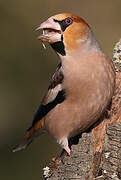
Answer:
[52,148,70,164]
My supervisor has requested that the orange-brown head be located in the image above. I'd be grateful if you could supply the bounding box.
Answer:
[36,13,91,56]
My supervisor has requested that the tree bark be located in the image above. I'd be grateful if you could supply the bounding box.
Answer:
[44,40,121,180]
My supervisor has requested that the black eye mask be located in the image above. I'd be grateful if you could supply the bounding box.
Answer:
[50,17,73,56]
[54,17,73,31]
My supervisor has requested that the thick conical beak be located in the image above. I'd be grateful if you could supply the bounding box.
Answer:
[35,18,61,31]
[35,18,62,43]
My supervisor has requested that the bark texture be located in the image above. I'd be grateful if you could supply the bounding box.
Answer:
[44,40,121,180]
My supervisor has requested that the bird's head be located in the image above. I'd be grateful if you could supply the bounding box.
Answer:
[36,13,98,56]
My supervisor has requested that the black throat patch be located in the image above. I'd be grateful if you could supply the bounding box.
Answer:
[50,41,66,56]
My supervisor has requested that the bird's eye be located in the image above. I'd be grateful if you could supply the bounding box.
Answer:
[65,18,73,25]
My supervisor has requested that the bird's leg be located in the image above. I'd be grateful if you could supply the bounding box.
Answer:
[52,137,70,163]
[52,149,68,164]
[52,135,81,163]
[52,146,70,164]
[63,145,71,156]
[104,100,112,118]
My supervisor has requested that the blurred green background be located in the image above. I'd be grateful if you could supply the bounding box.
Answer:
[0,0,121,179]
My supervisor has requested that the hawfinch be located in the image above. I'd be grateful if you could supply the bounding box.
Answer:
[13,13,115,157]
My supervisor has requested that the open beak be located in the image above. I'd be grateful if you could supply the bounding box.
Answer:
[35,18,62,43]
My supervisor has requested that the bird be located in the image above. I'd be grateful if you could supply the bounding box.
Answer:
[13,13,115,157]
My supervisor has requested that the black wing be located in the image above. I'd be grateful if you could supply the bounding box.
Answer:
[27,62,66,131]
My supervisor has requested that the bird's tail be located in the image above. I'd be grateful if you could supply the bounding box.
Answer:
[12,119,44,152]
